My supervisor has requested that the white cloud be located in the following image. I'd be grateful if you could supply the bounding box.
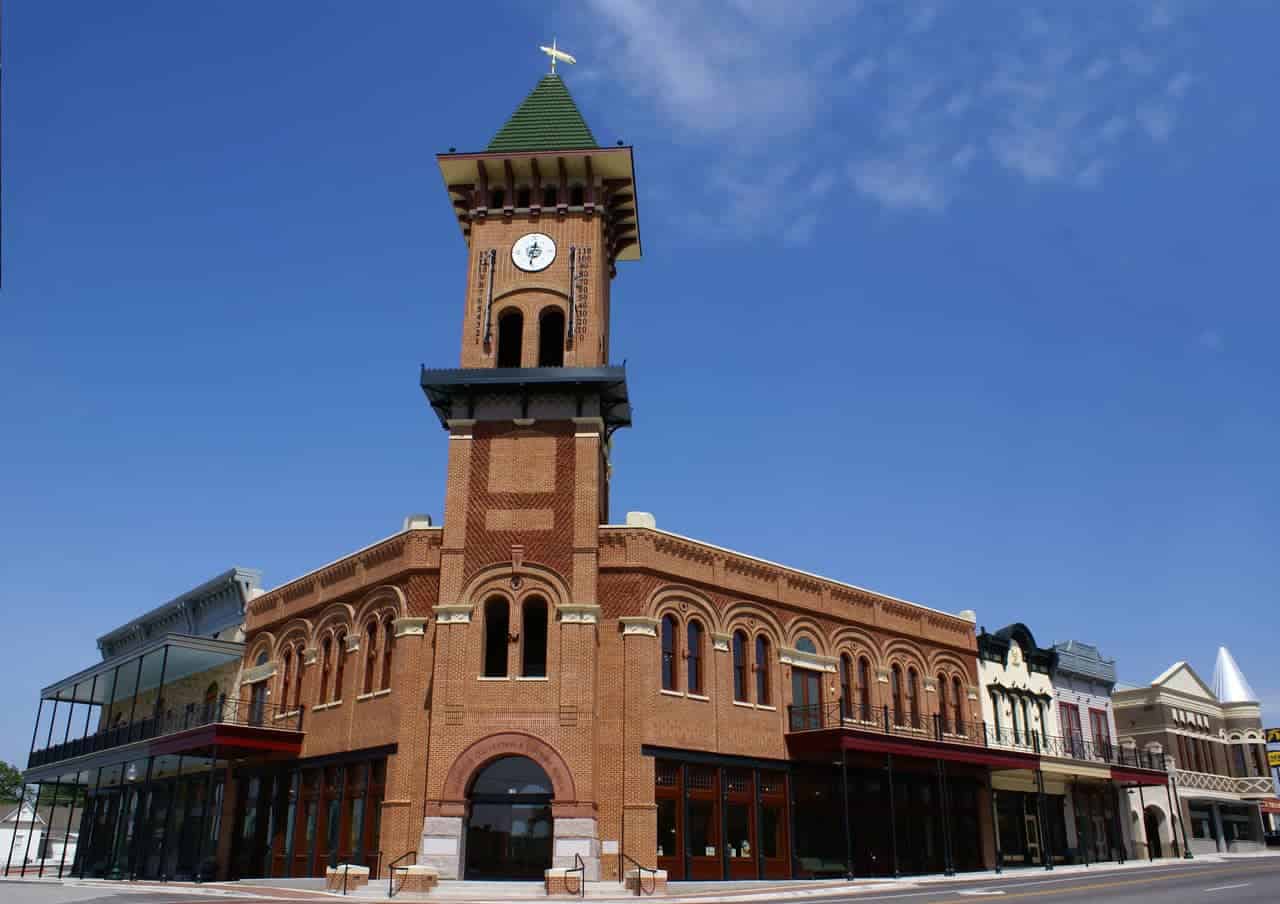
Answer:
[580,1,1197,222]
[1197,329,1224,352]
[850,154,947,212]
[1137,103,1177,142]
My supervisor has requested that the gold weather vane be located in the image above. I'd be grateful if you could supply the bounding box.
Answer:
[539,38,577,74]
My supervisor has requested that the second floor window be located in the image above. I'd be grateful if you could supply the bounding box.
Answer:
[755,635,771,705]
[363,620,378,693]
[521,598,548,678]
[686,620,704,694]
[333,631,347,701]
[732,631,748,702]
[484,597,509,678]
[381,617,395,690]
[661,615,678,691]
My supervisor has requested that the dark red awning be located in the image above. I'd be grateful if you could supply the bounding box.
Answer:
[1111,767,1168,786]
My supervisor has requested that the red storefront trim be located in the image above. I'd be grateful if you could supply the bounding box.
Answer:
[1110,767,1167,786]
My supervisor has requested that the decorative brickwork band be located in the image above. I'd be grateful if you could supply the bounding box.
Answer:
[438,731,578,806]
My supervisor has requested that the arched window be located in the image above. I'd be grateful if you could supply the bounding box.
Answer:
[952,676,964,734]
[661,615,678,691]
[538,308,565,367]
[891,664,904,726]
[1021,699,1032,747]
[937,671,949,733]
[381,617,395,689]
[497,309,523,368]
[333,630,347,701]
[755,635,771,705]
[256,650,269,667]
[320,637,333,704]
[990,690,1003,737]
[732,630,748,702]
[857,657,871,720]
[686,619,704,694]
[521,597,548,678]
[796,636,817,655]
[363,620,378,694]
[484,597,509,677]
[840,655,853,719]
[907,668,920,728]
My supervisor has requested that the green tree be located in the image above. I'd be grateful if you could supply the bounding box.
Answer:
[0,761,24,804]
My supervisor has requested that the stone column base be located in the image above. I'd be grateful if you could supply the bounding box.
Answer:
[420,815,463,878]
[544,867,585,896]
[625,868,668,895]
[324,865,370,892]
[552,817,600,881]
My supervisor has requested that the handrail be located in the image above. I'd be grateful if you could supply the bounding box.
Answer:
[569,852,586,898]
[340,863,351,896]
[620,852,657,896]
[786,699,1169,772]
[387,850,416,898]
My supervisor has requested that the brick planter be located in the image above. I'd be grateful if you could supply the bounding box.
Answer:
[324,864,370,892]
[624,867,667,895]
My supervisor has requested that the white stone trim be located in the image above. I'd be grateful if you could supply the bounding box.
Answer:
[356,689,391,701]
[660,689,684,698]
[711,632,731,652]
[302,647,318,665]
[312,700,342,712]
[688,693,710,703]
[345,634,361,653]
[242,662,277,684]
[394,617,429,637]
[557,604,601,624]
[779,646,837,673]
[620,616,659,637]
[434,604,472,624]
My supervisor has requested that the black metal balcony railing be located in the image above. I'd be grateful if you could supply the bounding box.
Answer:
[28,697,303,769]
[787,699,1167,772]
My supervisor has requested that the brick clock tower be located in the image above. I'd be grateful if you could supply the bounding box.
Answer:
[417,71,641,878]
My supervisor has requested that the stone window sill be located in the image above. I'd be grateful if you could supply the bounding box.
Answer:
[660,689,684,698]
[516,676,549,681]
[478,676,509,681]
[688,693,710,702]
[274,710,302,722]
[757,704,777,712]
[311,701,342,712]
[356,689,392,701]
[732,700,753,708]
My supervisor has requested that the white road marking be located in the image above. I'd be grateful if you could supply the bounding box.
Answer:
[956,891,1006,896]
[1204,883,1250,892]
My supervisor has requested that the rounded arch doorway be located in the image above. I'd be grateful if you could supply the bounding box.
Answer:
[464,756,554,880]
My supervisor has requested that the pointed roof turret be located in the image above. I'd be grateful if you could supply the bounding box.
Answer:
[487,74,599,153]
[1212,646,1257,703]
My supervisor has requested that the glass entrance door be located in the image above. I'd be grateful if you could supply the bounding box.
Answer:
[463,756,554,880]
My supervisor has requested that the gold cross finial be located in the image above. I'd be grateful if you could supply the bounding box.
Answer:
[539,38,577,74]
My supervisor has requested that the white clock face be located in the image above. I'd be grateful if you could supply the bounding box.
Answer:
[512,233,556,272]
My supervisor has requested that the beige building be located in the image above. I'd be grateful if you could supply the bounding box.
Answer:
[1112,648,1270,857]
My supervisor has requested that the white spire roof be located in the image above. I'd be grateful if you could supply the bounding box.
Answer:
[1211,646,1257,703]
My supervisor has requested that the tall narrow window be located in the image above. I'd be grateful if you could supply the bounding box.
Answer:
[291,646,303,712]
[732,631,748,702]
[858,657,871,720]
[952,676,964,734]
[937,671,950,733]
[363,620,378,694]
[280,650,293,709]
[840,655,854,719]
[661,615,678,691]
[542,185,558,208]
[489,188,505,209]
[516,187,531,208]
[320,637,333,704]
[687,619,704,694]
[381,617,395,689]
[521,597,548,677]
[990,690,1003,736]
[497,310,523,368]
[569,184,585,207]
[754,635,771,705]
[538,308,565,367]
[333,630,347,701]
[484,597,509,677]
[891,665,904,725]
[907,668,920,728]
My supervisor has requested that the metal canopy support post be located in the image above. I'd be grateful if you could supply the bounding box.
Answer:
[128,756,156,879]
[195,747,219,883]
[156,755,183,881]
[840,745,853,879]
[38,779,63,877]
[153,644,170,724]
[1110,782,1126,864]
[4,782,31,876]
[82,675,98,739]
[78,766,104,879]
[1169,769,1192,859]
[1163,779,1184,860]
[937,758,954,876]
[989,769,1003,874]
[20,781,43,874]
[886,753,899,879]
[1034,768,1052,870]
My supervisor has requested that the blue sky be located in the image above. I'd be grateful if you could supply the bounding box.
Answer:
[2,1,1278,766]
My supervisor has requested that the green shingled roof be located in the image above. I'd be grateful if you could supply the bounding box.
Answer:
[487,74,599,152]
